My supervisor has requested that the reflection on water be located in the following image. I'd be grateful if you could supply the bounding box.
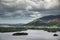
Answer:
[0,30,60,40]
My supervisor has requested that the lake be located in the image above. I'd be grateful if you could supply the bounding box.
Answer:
[0,30,60,40]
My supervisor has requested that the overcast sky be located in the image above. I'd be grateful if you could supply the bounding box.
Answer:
[0,0,60,24]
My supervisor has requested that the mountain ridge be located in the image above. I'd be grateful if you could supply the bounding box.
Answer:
[26,15,60,26]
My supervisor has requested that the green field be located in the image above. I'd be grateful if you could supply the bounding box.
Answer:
[0,25,60,32]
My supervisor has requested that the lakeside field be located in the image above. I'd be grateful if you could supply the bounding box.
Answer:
[0,25,60,32]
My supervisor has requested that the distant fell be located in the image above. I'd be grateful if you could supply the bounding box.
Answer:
[26,15,60,26]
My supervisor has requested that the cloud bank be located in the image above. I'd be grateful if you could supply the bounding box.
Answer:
[0,0,60,24]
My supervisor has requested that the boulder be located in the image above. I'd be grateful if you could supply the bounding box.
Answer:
[53,34,58,36]
[13,32,28,36]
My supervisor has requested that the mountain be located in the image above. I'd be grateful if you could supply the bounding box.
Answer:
[27,15,60,26]
[0,23,25,27]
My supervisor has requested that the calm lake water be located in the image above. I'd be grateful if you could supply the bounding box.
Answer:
[0,30,60,40]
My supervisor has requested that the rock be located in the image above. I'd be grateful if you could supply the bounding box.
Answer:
[47,30,57,33]
[53,34,58,36]
[13,32,28,36]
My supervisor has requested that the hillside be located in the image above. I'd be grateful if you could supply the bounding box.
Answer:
[27,15,60,26]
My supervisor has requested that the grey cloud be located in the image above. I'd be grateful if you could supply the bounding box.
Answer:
[0,0,60,11]
[28,0,60,11]
[0,0,60,20]
[0,10,33,19]
[0,0,28,19]
[0,0,27,12]
[0,0,60,12]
